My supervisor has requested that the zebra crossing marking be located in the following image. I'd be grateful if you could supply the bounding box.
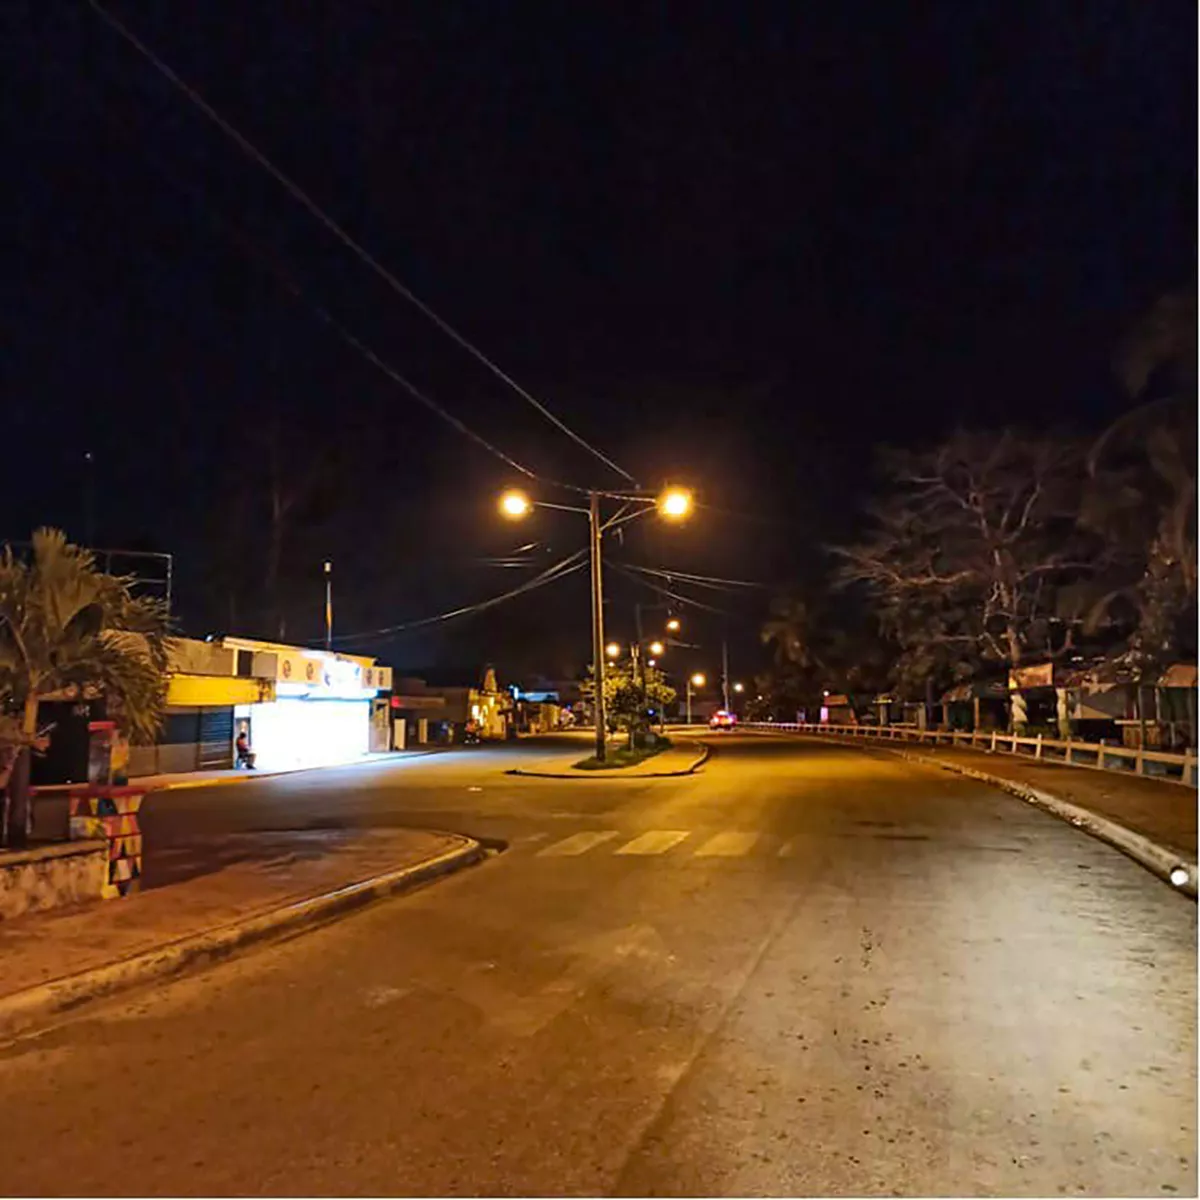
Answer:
[537,830,621,857]
[614,830,691,856]
[694,831,760,857]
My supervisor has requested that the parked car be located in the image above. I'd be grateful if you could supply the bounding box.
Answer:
[709,710,737,730]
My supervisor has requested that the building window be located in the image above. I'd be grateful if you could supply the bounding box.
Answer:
[236,649,254,678]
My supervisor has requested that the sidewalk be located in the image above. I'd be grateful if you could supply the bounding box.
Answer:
[33,749,435,796]
[901,743,1197,857]
[0,827,461,1005]
[511,739,709,778]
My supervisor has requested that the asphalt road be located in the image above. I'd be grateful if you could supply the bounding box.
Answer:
[3,733,1195,1196]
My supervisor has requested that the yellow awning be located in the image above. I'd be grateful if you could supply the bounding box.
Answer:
[167,674,275,707]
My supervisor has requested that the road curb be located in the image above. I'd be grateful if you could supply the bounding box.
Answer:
[0,834,486,1042]
[507,741,711,779]
[885,747,1197,898]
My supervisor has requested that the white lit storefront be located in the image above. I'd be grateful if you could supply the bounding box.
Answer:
[230,642,392,771]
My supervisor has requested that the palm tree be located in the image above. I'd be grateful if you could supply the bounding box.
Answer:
[0,529,172,846]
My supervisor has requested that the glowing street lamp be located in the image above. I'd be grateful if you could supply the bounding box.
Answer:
[666,617,681,633]
[686,672,706,725]
[499,489,531,518]
[649,640,665,657]
[733,681,745,693]
[605,641,622,659]
[658,487,693,521]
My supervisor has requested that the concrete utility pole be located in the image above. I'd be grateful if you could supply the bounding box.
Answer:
[588,492,607,762]
[722,636,730,712]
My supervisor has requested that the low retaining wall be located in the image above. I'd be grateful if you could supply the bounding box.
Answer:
[0,840,107,921]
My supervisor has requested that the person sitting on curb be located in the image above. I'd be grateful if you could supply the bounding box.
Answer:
[235,727,256,770]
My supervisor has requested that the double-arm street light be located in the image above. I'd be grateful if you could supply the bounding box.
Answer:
[500,484,694,763]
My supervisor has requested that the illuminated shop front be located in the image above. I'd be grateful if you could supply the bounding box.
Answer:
[226,639,392,771]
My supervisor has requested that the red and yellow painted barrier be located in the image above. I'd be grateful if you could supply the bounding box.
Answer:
[67,786,144,899]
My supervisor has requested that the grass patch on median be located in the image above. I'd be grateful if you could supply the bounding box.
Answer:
[573,736,672,771]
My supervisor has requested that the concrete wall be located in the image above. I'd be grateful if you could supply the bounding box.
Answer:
[0,840,107,921]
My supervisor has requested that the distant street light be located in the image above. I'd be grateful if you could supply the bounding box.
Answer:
[691,672,706,687]
[497,482,698,763]
[733,681,745,693]
[686,672,706,725]
[666,617,681,633]
[649,640,665,657]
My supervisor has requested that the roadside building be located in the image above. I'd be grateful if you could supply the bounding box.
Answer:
[131,636,391,777]
[390,666,513,744]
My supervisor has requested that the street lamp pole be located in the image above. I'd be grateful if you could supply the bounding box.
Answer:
[588,491,608,763]
[722,636,730,712]
[498,484,694,766]
[324,560,333,652]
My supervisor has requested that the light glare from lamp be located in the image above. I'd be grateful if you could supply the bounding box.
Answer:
[500,489,531,518]
[658,487,693,520]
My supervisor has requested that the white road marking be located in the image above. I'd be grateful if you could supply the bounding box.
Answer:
[694,831,760,858]
[614,830,691,856]
[537,830,620,857]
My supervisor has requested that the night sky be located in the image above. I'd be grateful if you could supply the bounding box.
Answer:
[5,2,1193,683]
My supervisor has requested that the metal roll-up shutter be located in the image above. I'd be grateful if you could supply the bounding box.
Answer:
[198,706,235,769]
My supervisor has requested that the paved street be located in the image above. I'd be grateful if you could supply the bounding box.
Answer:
[3,734,1195,1196]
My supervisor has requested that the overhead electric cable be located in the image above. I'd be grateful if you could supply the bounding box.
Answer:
[75,83,574,487]
[87,0,637,485]
[334,550,587,644]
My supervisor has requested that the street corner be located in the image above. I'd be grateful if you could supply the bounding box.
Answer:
[0,827,486,1043]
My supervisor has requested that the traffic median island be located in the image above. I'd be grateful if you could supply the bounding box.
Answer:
[510,739,711,778]
[0,826,484,1041]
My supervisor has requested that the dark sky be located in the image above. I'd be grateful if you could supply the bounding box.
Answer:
[4,1,1193,683]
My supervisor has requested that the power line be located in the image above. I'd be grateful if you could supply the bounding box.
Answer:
[606,563,733,616]
[615,562,766,590]
[74,82,572,489]
[86,0,637,486]
[334,550,587,645]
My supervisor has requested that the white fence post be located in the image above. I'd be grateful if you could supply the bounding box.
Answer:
[989,730,997,753]
[1035,733,1043,760]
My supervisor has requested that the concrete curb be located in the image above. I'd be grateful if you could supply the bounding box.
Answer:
[507,741,711,779]
[0,834,486,1042]
[753,728,1196,896]
[887,748,1197,898]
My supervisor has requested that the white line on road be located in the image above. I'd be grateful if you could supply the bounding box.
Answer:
[694,831,760,858]
[537,830,621,857]
[614,830,692,856]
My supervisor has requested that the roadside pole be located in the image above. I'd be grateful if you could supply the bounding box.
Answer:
[588,492,607,762]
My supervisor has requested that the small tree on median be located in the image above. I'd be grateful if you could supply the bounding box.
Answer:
[581,661,676,748]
